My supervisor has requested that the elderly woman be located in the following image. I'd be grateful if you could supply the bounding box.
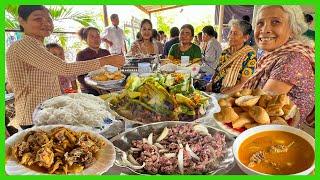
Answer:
[168,24,202,64]
[243,6,314,127]
[201,25,222,74]
[207,19,256,93]
[6,5,124,129]
[130,19,159,56]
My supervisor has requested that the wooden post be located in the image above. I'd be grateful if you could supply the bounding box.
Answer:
[131,17,135,40]
[217,5,224,43]
[103,5,109,27]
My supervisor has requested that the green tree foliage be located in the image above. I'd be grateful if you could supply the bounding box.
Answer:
[5,5,19,29]
[155,13,174,36]
[5,5,98,48]
[194,15,213,35]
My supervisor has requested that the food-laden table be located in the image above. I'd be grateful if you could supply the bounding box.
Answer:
[6,57,315,175]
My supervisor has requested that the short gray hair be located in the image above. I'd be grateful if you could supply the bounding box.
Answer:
[253,5,313,47]
[228,19,252,36]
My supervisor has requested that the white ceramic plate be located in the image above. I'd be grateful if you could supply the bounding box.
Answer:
[5,125,116,175]
[32,96,120,135]
[212,94,301,137]
[232,124,315,175]
[214,120,241,137]
[87,69,126,86]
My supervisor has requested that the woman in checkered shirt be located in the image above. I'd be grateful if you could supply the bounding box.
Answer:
[6,5,124,129]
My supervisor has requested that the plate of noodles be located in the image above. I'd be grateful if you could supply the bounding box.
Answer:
[32,93,123,137]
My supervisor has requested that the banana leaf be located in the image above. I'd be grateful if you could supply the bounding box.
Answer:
[176,93,196,109]
[180,105,196,116]
[137,81,176,115]
[125,75,143,91]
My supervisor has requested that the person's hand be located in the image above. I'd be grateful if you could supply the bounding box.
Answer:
[220,87,227,93]
[99,55,125,68]
[5,128,10,139]
[102,38,113,47]
[206,83,213,92]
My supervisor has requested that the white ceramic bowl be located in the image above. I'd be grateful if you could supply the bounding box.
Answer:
[232,125,315,175]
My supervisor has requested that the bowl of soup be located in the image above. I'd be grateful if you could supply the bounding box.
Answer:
[233,125,314,175]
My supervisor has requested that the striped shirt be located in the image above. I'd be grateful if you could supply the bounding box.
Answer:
[6,35,101,126]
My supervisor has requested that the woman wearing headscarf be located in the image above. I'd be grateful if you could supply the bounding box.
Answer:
[243,5,314,127]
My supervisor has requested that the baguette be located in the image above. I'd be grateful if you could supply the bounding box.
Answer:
[214,107,239,123]
[282,103,298,120]
[235,95,260,107]
[248,106,270,124]
[232,112,254,128]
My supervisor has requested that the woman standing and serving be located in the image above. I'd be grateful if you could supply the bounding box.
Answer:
[76,27,111,96]
[6,5,124,129]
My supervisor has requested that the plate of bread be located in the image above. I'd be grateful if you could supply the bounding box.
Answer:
[213,88,300,136]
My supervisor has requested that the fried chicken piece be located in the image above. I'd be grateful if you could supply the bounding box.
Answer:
[20,152,35,166]
[35,147,54,168]
[51,127,68,142]
[12,141,30,159]
[48,159,63,174]
[64,147,95,168]
[65,130,77,144]
[77,133,102,153]
[25,131,50,146]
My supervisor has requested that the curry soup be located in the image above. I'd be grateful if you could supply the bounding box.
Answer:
[238,131,314,175]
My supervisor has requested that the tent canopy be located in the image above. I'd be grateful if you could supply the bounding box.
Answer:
[135,5,184,14]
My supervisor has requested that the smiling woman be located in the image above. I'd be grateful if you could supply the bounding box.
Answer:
[6,5,125,129]
[129,19,160,56]
[168,24,202,63]
[76,27,111,96]
[243,5,315,127]
[254,7,294,51]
